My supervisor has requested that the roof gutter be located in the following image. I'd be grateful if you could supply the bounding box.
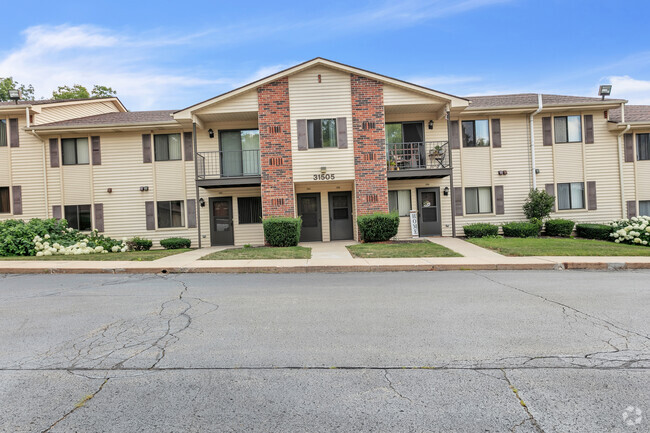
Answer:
[530,94,543,189]
[27,121,179,133]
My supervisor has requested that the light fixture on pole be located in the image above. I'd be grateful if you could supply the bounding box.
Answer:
[598,85,612,100]
[8,89,21,104]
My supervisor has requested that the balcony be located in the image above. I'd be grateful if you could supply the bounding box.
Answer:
[386,141,451,179]
[196,150,261,188]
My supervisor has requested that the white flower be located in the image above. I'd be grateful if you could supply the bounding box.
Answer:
[36,251,44,257]
[80,242,87,248]
[120,248,127,253]
[634,238,642,244]
[94,246,104,253]
[111,246,120,252]
[43,250,52,256]
[44,234,50,239]
[615,239,620,243]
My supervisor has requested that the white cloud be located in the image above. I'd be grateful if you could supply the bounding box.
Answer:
[607,76,650,105]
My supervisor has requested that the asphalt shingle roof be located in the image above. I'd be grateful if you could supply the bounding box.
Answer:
[32,110,177,128]
[0,97,118,107]
[466,93,625,109]
[608,105,650,123]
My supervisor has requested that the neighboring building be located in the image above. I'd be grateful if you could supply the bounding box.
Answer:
[1,58,649,247]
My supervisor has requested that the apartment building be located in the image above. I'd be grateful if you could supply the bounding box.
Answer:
[1,58,649,247]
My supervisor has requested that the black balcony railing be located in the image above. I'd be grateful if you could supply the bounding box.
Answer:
[386,141,449,171]
[196,150,261,179]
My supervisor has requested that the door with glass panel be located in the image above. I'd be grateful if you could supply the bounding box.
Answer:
[386,122,425,169]
[417,188,441,236]
[219,129,260,177]
[328,192,353,240]
[297,193,322,242]
[209,197,234,246]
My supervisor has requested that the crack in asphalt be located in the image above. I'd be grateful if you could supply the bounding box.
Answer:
[41,377,109,433]
[382,369,412,402]
[501,369,545,433]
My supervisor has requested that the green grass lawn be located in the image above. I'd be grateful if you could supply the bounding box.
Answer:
[0,249,192,261]
[201,246,311,260]
[468,237,650,256]
[347,241,462,258]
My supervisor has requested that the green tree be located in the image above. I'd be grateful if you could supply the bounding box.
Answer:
[522,189,556,222]
[52,84,90,100]
[0,77,35,101]
[91,85,117,98]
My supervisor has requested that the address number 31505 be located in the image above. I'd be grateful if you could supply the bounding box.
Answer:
[313,174,336,181]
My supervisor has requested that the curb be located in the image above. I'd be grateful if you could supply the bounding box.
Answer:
[1,261,649,274]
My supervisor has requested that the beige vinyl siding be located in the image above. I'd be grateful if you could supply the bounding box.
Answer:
[198,187,264,246]
[33,101,120,125]
[388,178,452,238]
[62,165,92,204]
[295,180,356,242]
[289,66,355,182]
[196,90,258,114]
[554,143,584,182]
[384,85,443,106]
[0,147,10,186]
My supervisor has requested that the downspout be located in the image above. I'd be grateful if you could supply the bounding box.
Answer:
[446,107,456,237]
[193,121,202,248]
[617,121,631,218]
[529,94,543,189]
[28,128,49,218]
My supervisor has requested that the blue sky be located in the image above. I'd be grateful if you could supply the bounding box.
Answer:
[1,0,649,110]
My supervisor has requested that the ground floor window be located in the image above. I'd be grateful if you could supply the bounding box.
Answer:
[64,205,92,231]
[157,200,185,228]
[557,182,584,210]
[238,197,262,224]
[640,200,650,217]
[465,187,492,214]
[388,190,412,216]
[0,187,9,213]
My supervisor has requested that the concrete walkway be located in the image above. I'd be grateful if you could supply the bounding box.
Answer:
[1,238,650,273]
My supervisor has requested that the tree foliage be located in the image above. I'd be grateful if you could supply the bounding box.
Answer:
[91,85,117,98]
[0,77,35,101]
[52,84,117,100]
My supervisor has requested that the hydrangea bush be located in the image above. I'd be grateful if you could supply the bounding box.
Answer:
[609,216,650,246]
[0,218,126,256]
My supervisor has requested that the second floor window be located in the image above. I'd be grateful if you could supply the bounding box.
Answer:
[65,205,92,230]
[0,119,6,147]
[154,133,182,161]
[0,187,9,213]
[157,200,185,228]
[62,138,89,165]
[554,115,582,143]
[462,120,490,147]
[220,129,260,177]
[308,119,337,148]
[466,187,492,214]
[637,133,649,161]
[557,182,584,210]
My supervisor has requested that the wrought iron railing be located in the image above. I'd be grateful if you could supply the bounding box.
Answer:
[386,141,449,171]
[196,150,261,179]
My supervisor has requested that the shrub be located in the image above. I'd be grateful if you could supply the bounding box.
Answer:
[502,221,541,238]
[263,217,302,247]
[463,223,499,238]
[608,216,650,246]
[127,237,153,251]
[545,219,575,237]
[523,189,555,221]
[160,237,191,249]
[357,212,400,242]
[576,223,612,241]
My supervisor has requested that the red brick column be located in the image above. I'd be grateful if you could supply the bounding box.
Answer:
[258,77,295,217]
[351,74,388,223]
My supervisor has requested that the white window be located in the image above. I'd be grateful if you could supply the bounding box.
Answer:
[462,120,490,147]
[557,182,584,210]
[639,200,650,217]
[154,133,182,161]
[465,187,492,214]
[157,200,185,228]
[307,119,337,148]
[388,190,411,216]
[554,116,582,143]
[61,138,90,165]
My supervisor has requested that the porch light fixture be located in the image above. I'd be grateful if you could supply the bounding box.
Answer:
[443,187,449,196]
[199,198,205,207]
[598,85,612,100]
[428,120,434,130]
[320,166,327,174]
[208,129,214,138]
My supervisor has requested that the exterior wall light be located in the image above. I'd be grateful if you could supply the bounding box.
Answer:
[140,186,149,192]
[199,198,205,207]
[428,120,434,130]
[208,129,214,138]
[320,166,327,174]
[443,186,449,196]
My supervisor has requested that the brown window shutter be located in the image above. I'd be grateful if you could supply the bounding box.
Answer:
[49,138,59,168]
[297,119,307,150]
[94,203,104,232]
[91,136,101,165]
[587,181,597,210]
[494,185,505,214]
[336,117,348,149]
[453,187,463,216]
[542,117,552,146]
[624,133,634,162]
[9,118,19,147]
[584,115,594,144]
[52,205,62,219]
[187,199,197,228]
[450,120,460,149]
[145,201,155,230]
[491,119,501,148]
[11,185,22,215]
[545,183,556,212]
[627,201,637,218]
[183,131,193,161]
[142,134,152,163]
